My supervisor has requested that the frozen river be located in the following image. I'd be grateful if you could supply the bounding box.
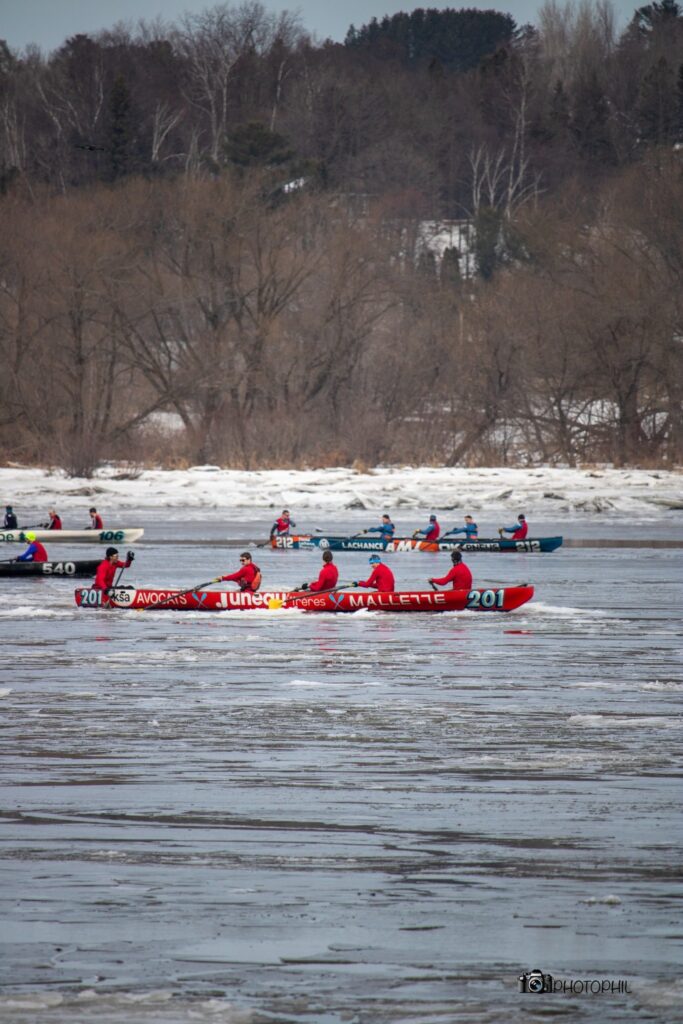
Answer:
[0,513,682,1023]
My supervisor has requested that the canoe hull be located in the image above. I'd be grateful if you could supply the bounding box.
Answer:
[0,529,144,544]
[271,535,562,553]
[75,585,534,613]
[0,559,100,577]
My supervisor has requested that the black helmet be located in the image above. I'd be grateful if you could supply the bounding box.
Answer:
[105,546,119,557]
[451,551,462,563]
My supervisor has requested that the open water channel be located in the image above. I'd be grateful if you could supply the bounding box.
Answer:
[0,513,682,1023]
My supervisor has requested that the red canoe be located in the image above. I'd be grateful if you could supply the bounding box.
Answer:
[75,585,533,613]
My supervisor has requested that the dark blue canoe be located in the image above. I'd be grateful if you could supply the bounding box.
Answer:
[271,535,563,553]
[0,559,100,577]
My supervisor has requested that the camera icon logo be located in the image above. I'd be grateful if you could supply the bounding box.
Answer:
[519,968,553,994]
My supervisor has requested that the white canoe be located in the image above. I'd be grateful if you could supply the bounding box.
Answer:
[0,528,144,544]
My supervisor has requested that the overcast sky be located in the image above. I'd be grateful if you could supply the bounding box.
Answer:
[1,0,641,52]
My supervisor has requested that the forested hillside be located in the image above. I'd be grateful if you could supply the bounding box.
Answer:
[0,1,681,473]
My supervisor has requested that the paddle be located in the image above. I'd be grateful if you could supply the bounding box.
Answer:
[138,576,223,611]
[267,583,355,610]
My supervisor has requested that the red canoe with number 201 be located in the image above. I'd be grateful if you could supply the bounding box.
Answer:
[75,585,533,613]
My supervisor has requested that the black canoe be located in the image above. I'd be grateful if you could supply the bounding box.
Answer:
[0,559,100,578]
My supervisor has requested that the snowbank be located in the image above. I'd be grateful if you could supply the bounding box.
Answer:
[1,464,682,518]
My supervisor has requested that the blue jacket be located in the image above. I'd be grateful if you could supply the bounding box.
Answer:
[446,522,478,539]
[17,542,40,562]
[367,522,395,540]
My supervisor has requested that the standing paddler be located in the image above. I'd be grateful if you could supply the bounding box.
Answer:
[93,547,135,593]
[4,506,18,529]
[297,550,339,592]
[429,551,472,591]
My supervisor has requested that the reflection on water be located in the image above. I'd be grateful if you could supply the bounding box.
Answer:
[0,519,681,1023]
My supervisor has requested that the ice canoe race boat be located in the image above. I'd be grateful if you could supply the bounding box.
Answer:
[271,534,562,554]
[0,528,144,544]
[75,584,534,613]
[0,559,100,578]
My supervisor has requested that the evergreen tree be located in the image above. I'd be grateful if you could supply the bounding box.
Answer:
[474,207,503,280]
[441,245,461,285]
[638,56,677,143]
[345,8,516,72]
[571,71,615,164]
[107,75,135,181]
[549,80,571,142]
[224,122,293,169]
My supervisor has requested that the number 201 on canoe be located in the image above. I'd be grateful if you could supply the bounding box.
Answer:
[467,589,505,609]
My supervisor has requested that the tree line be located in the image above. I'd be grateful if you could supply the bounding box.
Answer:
[0,1,681,473]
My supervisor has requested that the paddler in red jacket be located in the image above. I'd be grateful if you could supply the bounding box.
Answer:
[353,554,395,592]
[221,551,262,591]
[413,514,440,541]
[270,509,295,537]
[93,547,134,590]
[44,508,62,530]
[298,550,339,592]
[16,531,48,562]
[499,513,528,540]
[429,551,472,591]
[87,507,103,530]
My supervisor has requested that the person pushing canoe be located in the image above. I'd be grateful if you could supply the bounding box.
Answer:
[413,514,440,541]
[499,514,528,539]
[444,515,478,540]
[93,547,135,592]
[16,531,48,563]
[429,551,472,591]
[353,554,395,592]
[363,514,395,542]
[298,550,339,592]
[221,551,262,592]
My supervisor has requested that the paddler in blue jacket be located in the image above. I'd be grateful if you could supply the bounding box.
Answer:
[363,514,395,542]
[16,531,48,562]
[444,515,478,540]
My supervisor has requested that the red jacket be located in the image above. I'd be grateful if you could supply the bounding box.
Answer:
[431,563,472,590]
[426,521,440,540]
[309,562,339,592]
[94,558,129,590]
[512,522,528,539]
[90,514,103,530]
[48,515,62,530]
[358,564,395,592]
[17,540,48,562]
[272,516,294,535]
[222,563,261,591]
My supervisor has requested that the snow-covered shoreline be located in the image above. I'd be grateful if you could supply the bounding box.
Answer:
[1,464,682,519]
